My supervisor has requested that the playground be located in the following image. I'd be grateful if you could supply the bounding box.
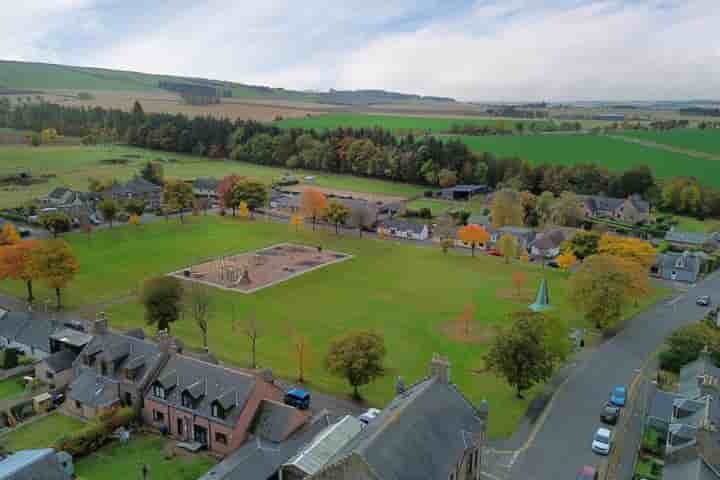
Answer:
[170,243,352,293]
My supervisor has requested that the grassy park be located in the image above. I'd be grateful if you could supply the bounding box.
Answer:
[619,129,720,156]
[0,216,667,437]
[0,413,85,451]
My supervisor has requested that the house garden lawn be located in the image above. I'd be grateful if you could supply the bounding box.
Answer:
[0,145,426,209]
[0,412,85,451]
[619,128,720,156]
[0,376,25,401]
[74,435,215,480]
[0,216,668,438]
[453,134,720,188]
[672,215,719,233]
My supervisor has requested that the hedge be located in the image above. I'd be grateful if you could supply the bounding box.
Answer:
[54,407,136,457]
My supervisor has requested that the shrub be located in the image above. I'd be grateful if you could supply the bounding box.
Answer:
[54,407,136,458]
[419,208,432,219]
[2,348,19,369]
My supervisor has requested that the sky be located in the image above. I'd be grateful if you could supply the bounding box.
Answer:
[3,0,720,101]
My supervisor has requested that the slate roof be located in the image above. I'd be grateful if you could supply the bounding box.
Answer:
[530,229,566,250]
[147,355,258,427]
[664,457,719,480]
[379,219,428,235]
[325,377,485,480]
[0,312,32,342]
[0,449,69,480]
[67,369,120,408]
[284,415,362,476]
[666,231,711,246]
[43,350,77,373]
[106,177,161,196]
[49,328,94,349]
[679,356,720,399]
[0,312,64,354]
[252,399,308,443]
[467,214,490,227]
[658,251,703,276]
[584,194,649,215]
[648,390,687,422]
[193,178,220,191]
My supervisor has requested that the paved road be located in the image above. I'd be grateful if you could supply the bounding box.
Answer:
[508,272,720,480]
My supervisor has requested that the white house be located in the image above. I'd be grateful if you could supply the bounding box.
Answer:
[377,219,429,241]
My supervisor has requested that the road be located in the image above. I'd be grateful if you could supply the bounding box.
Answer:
[507,272,720,480]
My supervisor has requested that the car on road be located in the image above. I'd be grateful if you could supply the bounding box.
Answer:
[610,386,626,407]
[600,403,620,425]
[591,428,612,455]
[577,466,599,480]
[697,295,711,307]
[284,388,310,410]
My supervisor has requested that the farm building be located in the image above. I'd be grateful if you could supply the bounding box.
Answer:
[377,219,429,241]
[440,184,489,201]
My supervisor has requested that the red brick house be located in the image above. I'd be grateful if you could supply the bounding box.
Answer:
[143,354,307,456]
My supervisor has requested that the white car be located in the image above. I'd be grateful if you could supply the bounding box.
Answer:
[592,427,612,455]
[359,408,381,425]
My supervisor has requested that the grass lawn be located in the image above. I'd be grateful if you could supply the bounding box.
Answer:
[75,435,215,480]
[0,216,667,438]
[0,413,85,451]
[0,376,26,401]
[0,145,426,209]
[453,134,720,188]
[620,129,720,156]
[405,198,453,216]
[672,215,719,233]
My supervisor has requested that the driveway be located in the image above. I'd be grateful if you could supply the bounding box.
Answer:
[506,272,720,479]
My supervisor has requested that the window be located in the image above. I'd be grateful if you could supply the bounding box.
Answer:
[75,400,81,410]
[211,403,225,419]
[46,371,55,380]
[181,392,193,409]
[100,361,108,376]
[215,432,228,445]
[152,384,166,400]
[153,410,165,422]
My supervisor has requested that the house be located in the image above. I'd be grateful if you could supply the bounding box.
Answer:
[103,176,162,210]
[305,355,487,480]
[529,229,568,258]
[0,310,66,360]
[143,353,305,456]
[582,194,649,223]
[377,219,429,241]
[664,456,719,480]
[646,387,709,455]
[678,354,720,401]
[656,251,708,283]
[0,449,73,480]
[665,230,719,251]
[39,187,97,219]
[490,226,536,250]
[35,350,78,391]
[440,185,489,201]
[193,178,220,200]
[65,316,166,419]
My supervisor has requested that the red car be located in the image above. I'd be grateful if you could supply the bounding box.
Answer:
[577,466,598,480]
[487,249,502,257]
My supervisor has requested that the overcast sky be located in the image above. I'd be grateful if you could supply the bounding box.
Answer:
[3,0,720,101]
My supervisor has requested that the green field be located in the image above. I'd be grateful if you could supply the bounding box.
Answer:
[275,113,550,133]
[0,413,85,451]
[619,129,720,156]
[0,216,665,437]
[0,376,25,401]
[454,134,720,187]
[0,145,425,209]
[75,435,215,480]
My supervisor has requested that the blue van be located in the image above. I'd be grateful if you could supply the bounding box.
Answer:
[284,388,311,410]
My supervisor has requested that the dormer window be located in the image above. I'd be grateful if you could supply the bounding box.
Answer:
[212,402,225,419]
[182,391,194,409]
[152,384,166,400]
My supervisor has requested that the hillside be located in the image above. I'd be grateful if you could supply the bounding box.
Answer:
[0,60,456,106]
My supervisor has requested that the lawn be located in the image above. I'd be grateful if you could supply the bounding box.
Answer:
[75,435,215,480]
[0,216,667,438]
[619,129,720,156]
[405,198,454,216]
[0,145,426,209]
[275,113,552,133]
[0,376,25,401]
[453,134,720,187]
[0,413,85,451]
[672,215,719,233]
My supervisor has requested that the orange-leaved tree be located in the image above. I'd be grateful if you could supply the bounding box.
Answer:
[0,223,21,246]
[290,213,303,233]
[29,239,79,310]
[0,240,40,302]
[458,303,476,337]
[598,234,656,271]
[512,271,527,297]
[217,174,242,215]
[301,188,328,231]
[457,224,490,257]
[556,250,578,271]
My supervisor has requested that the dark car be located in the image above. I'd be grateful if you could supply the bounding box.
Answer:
[284,388,310,410]
[600,403,620,425]
[697,296,711,307]
[577,466,598,480]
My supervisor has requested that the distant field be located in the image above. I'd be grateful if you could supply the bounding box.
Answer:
[618,129,720,156]
[0,145,426,208]
[454,134,720,187]
[275,113,551,133]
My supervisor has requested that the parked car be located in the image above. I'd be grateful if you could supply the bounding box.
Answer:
[359,408,381,425]
[697,296,711,307]
[487,249,502,257]
[577,466,599,480]
[610,386,626,407]
[591,428,612,455]
[284,388,310,410]
[600,403,620,425]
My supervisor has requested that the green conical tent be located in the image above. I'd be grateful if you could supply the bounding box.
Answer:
[529,278,551,312]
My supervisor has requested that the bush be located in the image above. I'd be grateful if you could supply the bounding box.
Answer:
[2,348,19,369]
[54,407,136,457]
[419,208,432,219]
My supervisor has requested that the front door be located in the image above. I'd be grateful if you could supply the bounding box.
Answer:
[177,418,184,439]
[194,425,208,446]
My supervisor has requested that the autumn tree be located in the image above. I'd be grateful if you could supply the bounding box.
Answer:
[457,303,476,337]
[217,175,242,215]
[326,330,386,399]
[141,276,184,333]
[598,234,656,271]
[0,223,21,245]
[350,206,373,237]
[484,312,567,398]
[185,283,212,352]
[562,231,600,260]
[238,201,250,219]
[29,239,79,309]
[457,224,490,257]
[550,191,584,227]
[512,271,527,297]
[97,198,118,228]
[40,212,71,238]
[290,329,312,383]
[569,255,633,332]
[325,201,351,234]
[491,189,524,228]
[128,214,141,227]
[497,234,518,264]
[140,161,164,185]
[520,251,530,263]
[232,179,268,216]
[124,198,146,216]
[290,213,303,232]
[440,238,454,254]
[520,191,539,227]
[163,180,195,223]
[301,189,328,231]
[0,240,40,302]
[556,250,578,271]
[536,191,555,225]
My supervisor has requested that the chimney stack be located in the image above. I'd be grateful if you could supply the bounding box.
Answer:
[430,353,451,384]
[92,312,108,334]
